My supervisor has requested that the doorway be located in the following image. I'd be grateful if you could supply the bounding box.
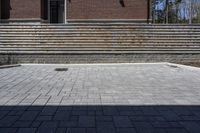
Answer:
[48,0,66,23]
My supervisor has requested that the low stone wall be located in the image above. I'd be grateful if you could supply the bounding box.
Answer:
[1,53,200,64]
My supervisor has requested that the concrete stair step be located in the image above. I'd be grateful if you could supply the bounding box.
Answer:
[1,24,200,28]
[1,40,200,43]
[1,44,199,47]
[1,46,200,51]
[1,24,200,59]
[1,42,199,45]
[1,47,200,51]
[1,30,200,33]
[1,31,200,35]
[1,34,200,37]
[1,44,200,47]
[1,50,200,54]
[1,28,200,31]
[1,24,200,64]
[1,37,200,41]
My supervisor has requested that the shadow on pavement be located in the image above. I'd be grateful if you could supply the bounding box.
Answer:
[0,105,200,133]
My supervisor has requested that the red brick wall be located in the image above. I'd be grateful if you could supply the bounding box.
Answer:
[1,0,150,22]
[1,0,41,19]
[67,0,149,20]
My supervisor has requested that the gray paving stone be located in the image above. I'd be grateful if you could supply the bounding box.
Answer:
[0,111,9,119]
[159,110,181,121]
[78,116,95,127]
[96,116,113,122]
[12,121,32,128]
[53,111,70,121]
[36,115,52,121]
[86,128,96,133]
[0,116,19,127]
[97,122,116,133]
[27,106,43,111]
[37,121,58,133]
[113,116,133,127]
[130,116,147,122]
[117,128,137,133]
[165,128,188,133]
[180,122,200,133]
[152,122,172,128]
[40,106,58,116]
[168,122,183,128]
[16,128,36,133]
[57,106,73,111]
[103,107,119,115]
[56,128,67,133]
[181,115,200,121]
[0,128,18,133]
[8,110,25,116]
[0,63,200,132]
[68,128,86,133]
[19,111,39,121]
[31,121,41,128]
[72,110,87,116]
[69,116,79,121]
[59,121,78,127]
[134,122,156,133]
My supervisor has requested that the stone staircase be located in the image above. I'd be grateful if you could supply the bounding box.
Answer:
[0,23,200,64]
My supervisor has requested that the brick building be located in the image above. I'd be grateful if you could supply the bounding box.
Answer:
[0,0,152,23]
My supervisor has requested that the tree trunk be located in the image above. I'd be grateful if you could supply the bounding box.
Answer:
[166,0,169,24]
[152,0,156,23]
[189,0,192,24]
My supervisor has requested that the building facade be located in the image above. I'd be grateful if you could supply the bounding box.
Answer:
[0,0,151,23]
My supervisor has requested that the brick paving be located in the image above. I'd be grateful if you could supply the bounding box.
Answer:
[0,63,200,133]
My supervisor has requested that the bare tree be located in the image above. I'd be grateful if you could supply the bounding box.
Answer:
[165,0,169,23]
[189,0,192,24]
[152,0,200,24]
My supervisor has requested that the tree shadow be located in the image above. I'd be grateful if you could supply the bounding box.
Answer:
[0,105,200,133]
[1,0,11,19]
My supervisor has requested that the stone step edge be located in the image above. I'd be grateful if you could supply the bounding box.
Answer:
[1,43,199,45]
[1,32,200,34]
[0,64,21,69]
[1,50,200,54]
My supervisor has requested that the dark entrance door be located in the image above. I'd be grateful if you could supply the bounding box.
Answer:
[49,0,64,23]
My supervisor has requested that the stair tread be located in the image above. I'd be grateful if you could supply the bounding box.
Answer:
[1,24,200,55]
[1,50,200,54]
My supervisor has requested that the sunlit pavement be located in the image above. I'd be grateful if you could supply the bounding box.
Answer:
[0,63,200,133]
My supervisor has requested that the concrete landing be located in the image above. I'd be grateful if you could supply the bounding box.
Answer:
[0,63,200,133]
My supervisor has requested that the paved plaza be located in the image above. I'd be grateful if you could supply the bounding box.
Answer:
[0,63,200,133]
